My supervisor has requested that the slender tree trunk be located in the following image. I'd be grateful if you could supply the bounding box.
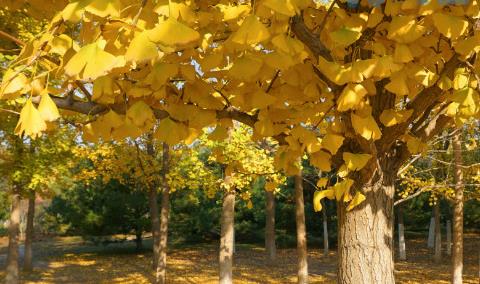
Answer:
[23,193,35,271]
[446,220,451,256]
[149,188,160,270]
[135,229,143,251]
[434,201,442,263]
[398,204,406,261]
[294,173,308,284]
[337,172,395,284]
[265,189,276,261]
[452,131,464,284]
[155,143,170,284]
[219,190,235,284]
[6,189,21,284]
[427,215,435,248]
[321,200,328,257]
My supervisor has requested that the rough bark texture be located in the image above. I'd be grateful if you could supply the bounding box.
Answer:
[265,190,276,261]
[428,216,435,248]
[452,131,464,284]
[398,204,406,261]
[446,220,451,256]
[321,200,329,257]
[135,230,143,251]
[434,202,442,263]
[219,190,235,284]
[337,172,395,284]
[294,174,308,284]
[155,143,170,284]
[6,189,21,284]
[149,187,160,270]
[24,193,36,271]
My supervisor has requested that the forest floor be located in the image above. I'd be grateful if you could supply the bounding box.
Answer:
[0,234,478,283]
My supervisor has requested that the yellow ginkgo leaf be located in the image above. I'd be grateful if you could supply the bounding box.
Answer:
[208,125,229,141]
[313,189,335,212]
[14,99,47,139]
[216,4,250,21]
[351,112,382,141]
[393,44,413,63]
[333,178,354,201]
[126,101,155,130]
[38,92,60,122]
[247,200,253,209]
[155,117,189,145]
[385,71,409,96]
[64,40,124,80]
[387,15,425,43]
[403,134,427,154]
[330,27,362,46]
[310,150,331,172]
[431,13,468,40]
[149,17,200,48]
[379,109,413,127]
[262,0,297,16]
[321,133,345,154]
[61,0,121,22]
[347,191,366,211]
[126,30,159,63]
[230,15,270,45]
[229,55,263,81]
[265,181,278,192]
[254,118,274,137]
[92,75,116,104]
[337,84,368,112]
[0,69,30,100]
[342,152,372,171]
[316,177,328,188]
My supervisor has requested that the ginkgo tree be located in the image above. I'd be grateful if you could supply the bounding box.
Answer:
[2,0,480,283]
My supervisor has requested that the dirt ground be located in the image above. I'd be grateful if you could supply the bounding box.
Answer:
[0,234,478,283]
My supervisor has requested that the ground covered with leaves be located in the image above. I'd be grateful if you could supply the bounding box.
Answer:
[0,234,478,283]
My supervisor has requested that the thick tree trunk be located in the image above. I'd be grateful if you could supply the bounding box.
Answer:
[265,189,276,261]
[6,189,21,284]
[294,174,308,284]
[398,204,406,261]
[452,131,464,284]
[337,173,395,284]
[434,201,442,263]
[155,143,170,284]
[219,190,235,284]
[321,200,329,257]
[427,215,435,248]
[23,193,35,271]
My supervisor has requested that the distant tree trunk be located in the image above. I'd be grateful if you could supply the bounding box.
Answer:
[294,173,308,284]
[23,193,35,271]
[427,215,435,248]
[219,190,235,284]
[6,189,21,284]
[452,131,464,284]
[337,170,395,284]
[321,200,328,257]
[434,201,442,263]
[398,204,406,261]
[155,143,170,284]
[135,229,143,251]
[265,189,276,261]
[446,220,451,256]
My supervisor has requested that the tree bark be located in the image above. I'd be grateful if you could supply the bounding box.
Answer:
[149,187,160,270]
[452,131,464,284]
[434,201,442,263]
[427,216,435,248]
[337,172,395,284]
[294,173,308,284]
[398,204,406,261]
[446,220,451,256]
[219,190,235,284]
[23,193,35,271]
[135,230,143,251]
[321,200,329,257]
[265,189,276,261]
[155,143,170,284]
[6,189,21,284]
